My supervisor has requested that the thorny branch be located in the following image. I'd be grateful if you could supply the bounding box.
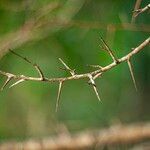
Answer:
[0,37,149,110]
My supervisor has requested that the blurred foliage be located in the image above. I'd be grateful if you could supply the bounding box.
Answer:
[0,0,149,140]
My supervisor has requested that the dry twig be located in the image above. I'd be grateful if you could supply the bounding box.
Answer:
[0,37,149,108]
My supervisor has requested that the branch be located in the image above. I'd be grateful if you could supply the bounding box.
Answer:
[0,123,150,149]
[0,37,149,102]
[133,3,150,18]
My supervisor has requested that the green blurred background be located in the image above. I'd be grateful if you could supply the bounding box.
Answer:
[0,0,149,141]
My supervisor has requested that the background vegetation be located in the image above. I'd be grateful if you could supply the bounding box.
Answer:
[0,0,149,145]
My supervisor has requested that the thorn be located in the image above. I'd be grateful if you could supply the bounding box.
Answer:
[88,75,101,102]
[127,59,138,91]
[59,58,75,76]
[9,79,25,88]
[34,64,45,80]
[1,77,12,91]
[93,72,102,80]
[55,81,63,112]
[99,37,118,63]
[9,49,31,64]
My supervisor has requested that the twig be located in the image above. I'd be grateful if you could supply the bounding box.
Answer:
[0,37,149,101]
[133,3,150,18]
